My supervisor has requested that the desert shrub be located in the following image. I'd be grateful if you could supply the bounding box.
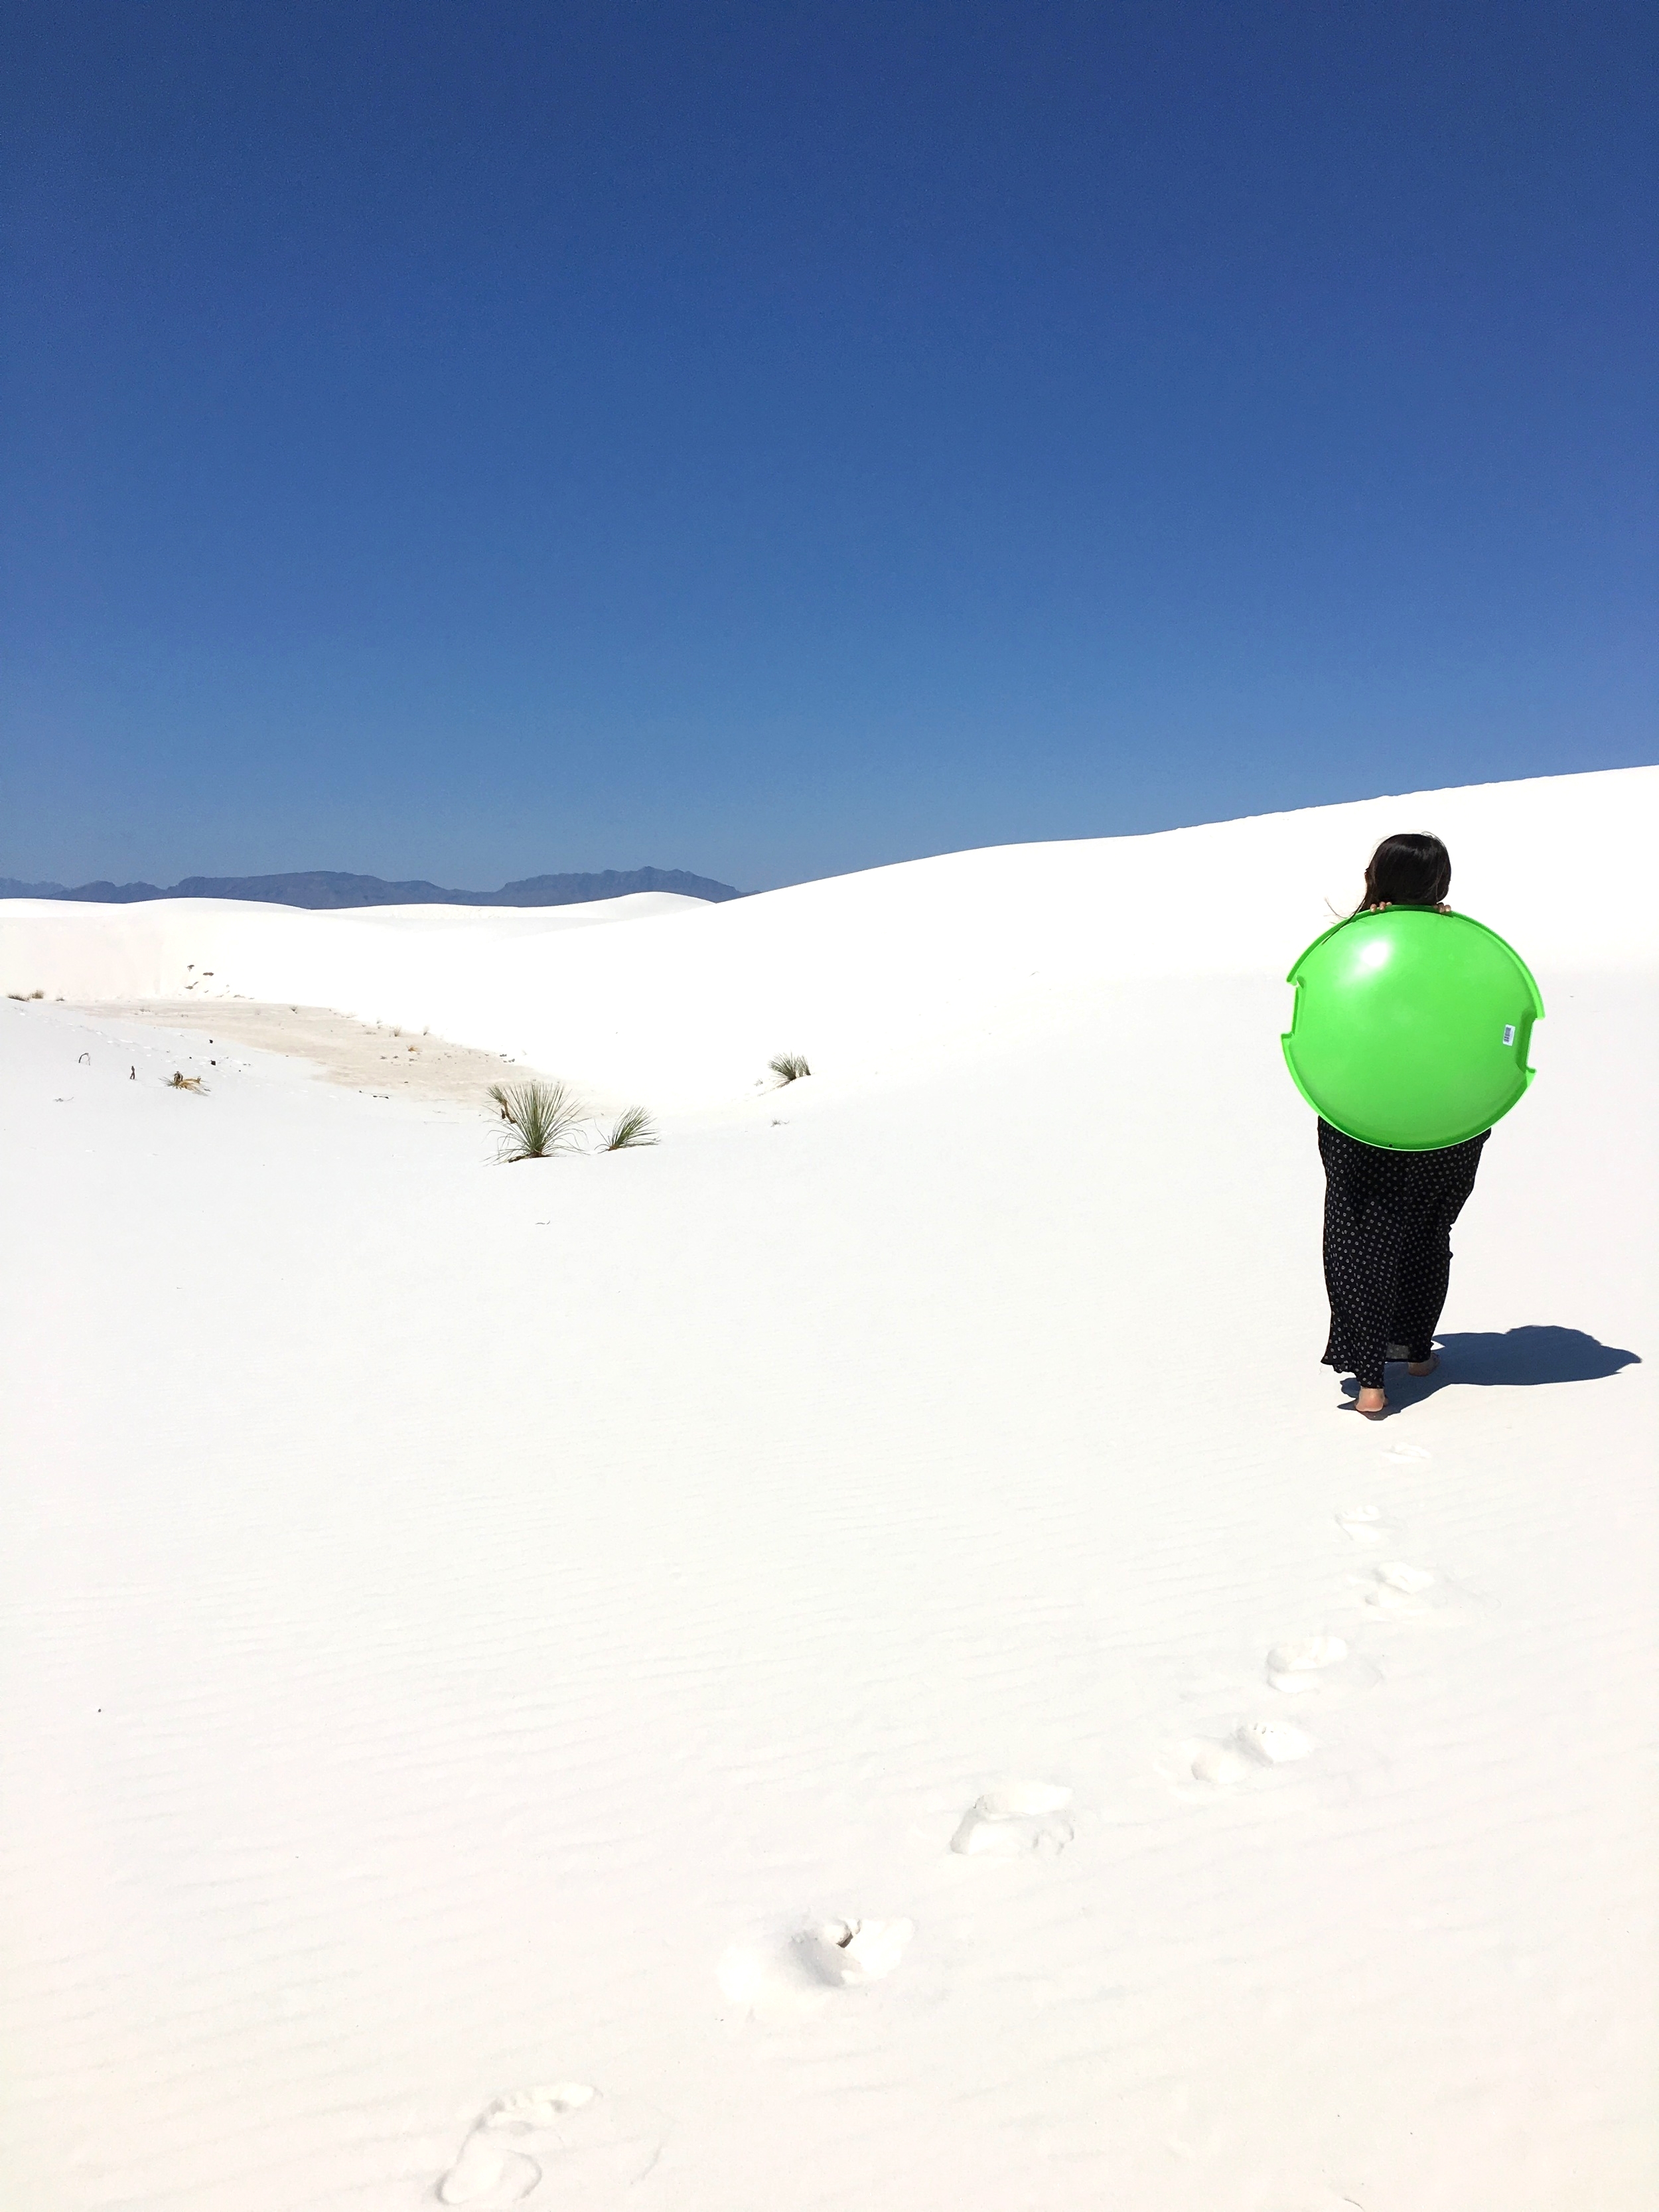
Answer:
[769,1051,811,1083]
[597,1106,658,1151]
[167,1070,206,1092]
[488,1077,583,1162]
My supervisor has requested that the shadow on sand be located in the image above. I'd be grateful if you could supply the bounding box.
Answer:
[1341,1326,1641,1408]
[1429,1327,1640,1388]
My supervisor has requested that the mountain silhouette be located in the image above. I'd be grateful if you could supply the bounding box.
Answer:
[0,867,740,909]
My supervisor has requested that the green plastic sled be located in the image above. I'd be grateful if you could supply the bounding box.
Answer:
[1282,906,1544,1151]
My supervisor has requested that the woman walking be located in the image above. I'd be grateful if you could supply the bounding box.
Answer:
[1319,832,1488,1418]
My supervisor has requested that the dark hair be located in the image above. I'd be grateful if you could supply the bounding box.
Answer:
[1356,831,1451,914]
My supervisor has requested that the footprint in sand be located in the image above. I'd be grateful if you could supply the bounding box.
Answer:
[1335,1505,1400,1545]
[1381,1440,1431,1465]
[1190,1719,1316,1785]
[1362,1560,1439,1613]
[950,1781,1074,1858]
[802,1916,914,1985]
[717,1916,914,2021]
[437,2082,664,2207]
[1265,1635,1350,1693]
[1264,1635,1383,1698]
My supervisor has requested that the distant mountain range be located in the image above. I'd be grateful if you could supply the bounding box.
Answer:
[0,867,741,909]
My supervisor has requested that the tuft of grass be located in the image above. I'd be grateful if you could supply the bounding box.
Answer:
[769,1051,811,1084]
[597,1106,658,1151]
[488,1076,583,1162]
[30,988,44,1000]
[167,1070,206,1092]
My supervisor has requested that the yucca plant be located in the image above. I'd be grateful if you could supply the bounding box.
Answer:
[769,1051,811,1084]
[488,1077,583,1162]
[597,1106,658,1151]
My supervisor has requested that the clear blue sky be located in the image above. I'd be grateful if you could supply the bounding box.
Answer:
[3,2,1653,892]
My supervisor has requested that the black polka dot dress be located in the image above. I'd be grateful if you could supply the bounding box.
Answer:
[1318,1120,1488,1392]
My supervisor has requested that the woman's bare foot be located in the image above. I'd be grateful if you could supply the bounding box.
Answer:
[1406,1355,1439,1377]
[1354,1385,1388,1417]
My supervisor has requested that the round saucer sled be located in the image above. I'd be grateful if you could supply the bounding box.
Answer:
[1281,907,1543,1150]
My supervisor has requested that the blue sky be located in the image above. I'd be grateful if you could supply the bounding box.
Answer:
[3,1,1653,891]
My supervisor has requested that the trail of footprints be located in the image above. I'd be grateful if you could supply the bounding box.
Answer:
[434,1442,1443,2204]
[1187,1446,1448,1787]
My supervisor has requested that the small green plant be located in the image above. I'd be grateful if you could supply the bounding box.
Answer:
[769,1052,811,1084]
[597,1106,658,1151]
[488,1077,583,1162]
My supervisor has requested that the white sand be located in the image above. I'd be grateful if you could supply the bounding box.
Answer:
[1,767,1654,2211]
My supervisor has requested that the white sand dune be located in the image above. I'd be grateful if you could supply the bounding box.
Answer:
[5,768,1653,1108]
[1,767,1654,2211]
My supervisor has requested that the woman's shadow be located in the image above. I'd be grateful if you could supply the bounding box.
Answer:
[1350,1325,1640,1407]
